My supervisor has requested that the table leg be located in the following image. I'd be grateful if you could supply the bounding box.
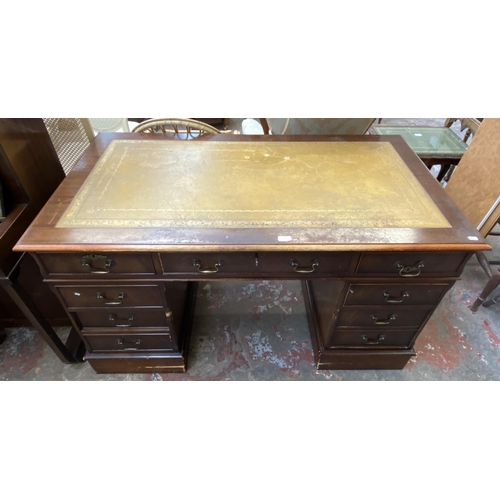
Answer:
[476,251,493,278]
[483,292,500,307]
[470,272,500,312]
[2,269,85,363]
[437,163,456,182]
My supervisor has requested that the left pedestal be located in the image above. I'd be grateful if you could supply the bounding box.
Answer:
[33,251,197,373]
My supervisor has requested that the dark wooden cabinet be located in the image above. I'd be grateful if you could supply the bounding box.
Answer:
[0,119,82,362]
[15,133,490,373]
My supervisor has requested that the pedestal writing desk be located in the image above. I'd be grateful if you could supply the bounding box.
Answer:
[14,133,490,373]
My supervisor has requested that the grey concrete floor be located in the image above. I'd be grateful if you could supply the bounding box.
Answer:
[1,118,498,381]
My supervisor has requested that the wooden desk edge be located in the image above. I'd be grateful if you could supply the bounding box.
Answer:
[14,242,492,253]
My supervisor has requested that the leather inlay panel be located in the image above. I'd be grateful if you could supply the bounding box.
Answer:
[57,140,450,229]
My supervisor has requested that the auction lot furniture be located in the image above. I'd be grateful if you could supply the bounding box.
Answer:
[15,133,489,373]
[132,118,223,136]
[371,124,474,181]
[0,119,82,361]
[263,118,375,135]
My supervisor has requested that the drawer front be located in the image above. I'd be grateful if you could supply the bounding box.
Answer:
[56,285,164,308]
[38,252,155,276]
[345,283,451,306]
[160,252,256,275]
[258,252,352,276]
[328,329,417,348]
[84,333,173,352]
[74,308,169,329]
[337,307,431,328]
[356,252,469,277]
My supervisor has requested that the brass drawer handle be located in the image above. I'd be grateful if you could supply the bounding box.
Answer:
[371,314,397,325]
[108,314,135,327]
[383,290,409,303]
[96,292,125,305]
[117,338,141,350]
[394,260,424,277]
[289,259,319,273]
[362,334,385,345]
[81,254,113,274]
[192,259,222,274]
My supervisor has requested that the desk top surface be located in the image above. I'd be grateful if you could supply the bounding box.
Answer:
[15,133,489,252]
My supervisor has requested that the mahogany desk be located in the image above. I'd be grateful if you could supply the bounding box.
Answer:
[14,133,490,373]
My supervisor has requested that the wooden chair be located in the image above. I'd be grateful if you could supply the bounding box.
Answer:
[440,118,482,182]
[89,118,130,133]
[43,118,95,175]
[132,118,226,139]
[260,118,376,135]
[444,118,482,145]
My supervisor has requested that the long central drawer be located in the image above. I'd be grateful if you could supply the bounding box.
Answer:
[159,251,352,277]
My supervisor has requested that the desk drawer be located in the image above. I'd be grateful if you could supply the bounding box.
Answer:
[74,308,169,329]
[337,307,431,328]
[38,252,155,277]
[355,252,469,277]
[345,283,451,306]
[160,252,256,275]
[84,332,173,352]
[328,329,417,349]
[56,285,164,308]
[258,252,351,276]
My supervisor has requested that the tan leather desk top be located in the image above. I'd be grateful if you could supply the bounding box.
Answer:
[57,139,450,230]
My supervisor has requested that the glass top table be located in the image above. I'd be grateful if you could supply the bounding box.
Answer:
[372,126,467,157]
